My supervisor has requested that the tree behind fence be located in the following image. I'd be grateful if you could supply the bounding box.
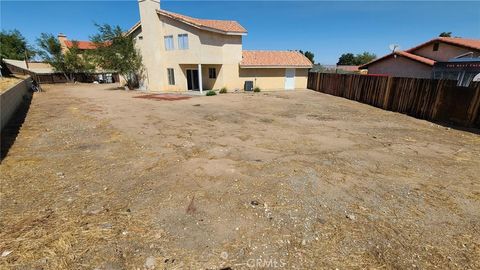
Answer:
[307,72,480,128]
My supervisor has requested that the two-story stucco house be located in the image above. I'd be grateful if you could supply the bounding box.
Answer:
[359,37,480,79]
[126,0,312,92]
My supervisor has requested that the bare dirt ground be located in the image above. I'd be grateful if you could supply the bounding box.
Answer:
[1,83,479,269]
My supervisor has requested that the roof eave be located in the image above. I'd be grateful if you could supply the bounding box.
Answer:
[359,52,434,69]
[408,38,480,53]
[240,65,313,69]
[125,21,141,36]
[156,9,247,36]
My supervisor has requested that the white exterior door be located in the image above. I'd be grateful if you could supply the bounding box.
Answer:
[285,68,295,90]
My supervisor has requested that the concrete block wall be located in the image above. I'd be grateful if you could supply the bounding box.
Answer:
[0,77,31,131]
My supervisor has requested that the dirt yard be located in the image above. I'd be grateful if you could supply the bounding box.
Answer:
[1,83,479,269]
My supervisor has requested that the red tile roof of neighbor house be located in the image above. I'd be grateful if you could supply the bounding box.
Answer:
[359,37,480,69]
[240,51,313,67]
[65,40,111,50]
[156,9,247,34]
[64,40,98,50]
[408,37,480,52]
[359,51,435,69]
[395,51,436,66]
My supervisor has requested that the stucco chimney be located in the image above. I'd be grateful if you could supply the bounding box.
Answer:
[137,0,163,90]
[58,33,68,53]
[138,0,160,25]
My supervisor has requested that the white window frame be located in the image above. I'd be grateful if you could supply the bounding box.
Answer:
[167,68,175,85]
[178,34,189,50]
[164,35,174,51]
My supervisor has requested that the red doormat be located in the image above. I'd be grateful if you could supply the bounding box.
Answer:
[133,94,192,101]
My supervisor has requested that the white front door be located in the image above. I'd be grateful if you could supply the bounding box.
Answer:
[285,68,295,90]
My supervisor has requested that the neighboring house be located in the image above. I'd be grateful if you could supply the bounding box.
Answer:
[57,33,99,54]
[127,0,312,92]
[359,37,480,79]
[3,59,54,74]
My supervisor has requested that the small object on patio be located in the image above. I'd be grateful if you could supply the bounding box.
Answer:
[251,200,260,206]
[193,104,201,106]
[244,81,253,91]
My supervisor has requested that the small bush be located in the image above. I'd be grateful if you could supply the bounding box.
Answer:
[219,87,228,94]
[253,87,261,92]
[206,90,217,96]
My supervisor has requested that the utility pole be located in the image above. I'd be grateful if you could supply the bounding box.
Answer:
[24,46,30,69]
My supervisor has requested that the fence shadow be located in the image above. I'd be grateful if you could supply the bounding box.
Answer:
[432,120,480,135]
[308,72,480,130]
[1,92,33,161]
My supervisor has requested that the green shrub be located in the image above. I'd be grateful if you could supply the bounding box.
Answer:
[219,87,228,94]
[253,87,261,92]
[206,90,217,96]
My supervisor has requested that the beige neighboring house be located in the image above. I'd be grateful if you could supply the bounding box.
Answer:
[2,59,54,74]
[57,33,100,54]
[127,0,312,92]
[359,37,480,78]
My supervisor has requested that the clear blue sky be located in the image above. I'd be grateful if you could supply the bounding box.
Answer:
[1,1,479,64]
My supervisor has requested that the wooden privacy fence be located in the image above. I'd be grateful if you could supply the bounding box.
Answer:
[307,72,480,127]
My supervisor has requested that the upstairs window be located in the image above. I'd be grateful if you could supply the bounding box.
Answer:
[433,42,439,51]
[209,68,217,79]
[164,35,174,51]
[167,68,175,85]
[178,34,189,50]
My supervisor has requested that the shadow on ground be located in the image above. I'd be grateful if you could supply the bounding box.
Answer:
[1,92,33,160]
[431,120,480,135]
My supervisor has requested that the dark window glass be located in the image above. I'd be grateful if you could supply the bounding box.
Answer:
[167,68,175,85]
[209,68,216,79]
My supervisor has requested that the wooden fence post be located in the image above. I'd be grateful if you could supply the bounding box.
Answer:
[383,76,393,110]
[431,80,445,120]
[316,72,321,92]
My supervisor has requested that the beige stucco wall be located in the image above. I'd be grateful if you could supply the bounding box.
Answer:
[1,77,31,131]
[239,68,309,90]
[412,42,480,61]
[367,56,432,78]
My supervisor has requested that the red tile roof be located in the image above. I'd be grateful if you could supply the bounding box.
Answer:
[64,40,98,50]
[408,37,480,53]
[157,9,247,34]
[359,50,435,69]
[395,51,435,66]
[240,51,313,68]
